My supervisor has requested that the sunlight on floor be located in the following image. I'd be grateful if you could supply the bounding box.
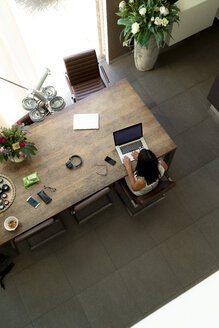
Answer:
[10,0,99,72]
[0,0,99,126]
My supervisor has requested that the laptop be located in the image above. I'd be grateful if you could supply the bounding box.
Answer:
[113,123,148,162]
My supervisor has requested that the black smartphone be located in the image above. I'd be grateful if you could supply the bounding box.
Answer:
[37,190,52,204]
[104,156,116,166]
[27,196,40,208]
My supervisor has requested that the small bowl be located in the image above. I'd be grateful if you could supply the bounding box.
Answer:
[4,216,19,231]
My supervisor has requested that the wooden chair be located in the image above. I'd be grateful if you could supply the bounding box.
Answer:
[16,113,33,125]
[115,173,176,216]
[13,216,65,251]
[71,187,112,223]
[63,49,110,102]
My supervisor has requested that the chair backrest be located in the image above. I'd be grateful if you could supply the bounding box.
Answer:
[64,49,100,86]
[135,178,176,206]
[117,174,176,211]
[16,113,33,125]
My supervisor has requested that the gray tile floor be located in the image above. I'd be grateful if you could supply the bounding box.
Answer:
[1,22,219,328]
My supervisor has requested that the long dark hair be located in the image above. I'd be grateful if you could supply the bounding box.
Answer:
[135,149,159,184]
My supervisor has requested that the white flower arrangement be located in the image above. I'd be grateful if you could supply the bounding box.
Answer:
[139,7,147,16]
[119,1,126,9]
[154,17,162,26]
[162,17,169,26]
[116,0,180,48]
[160,5,169,16]
[132,22,140,34]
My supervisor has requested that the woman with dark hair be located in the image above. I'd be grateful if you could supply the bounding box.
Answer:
[123,149,168,196]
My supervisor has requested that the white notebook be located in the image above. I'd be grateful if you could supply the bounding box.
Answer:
[73,113,99,130]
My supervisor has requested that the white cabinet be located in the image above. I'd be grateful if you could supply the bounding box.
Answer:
[167,0,219,46]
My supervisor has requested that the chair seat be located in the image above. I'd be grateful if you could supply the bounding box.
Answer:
[13,217,65,251]
[134,179,176,206]
[72,187,112,223]
[116,174,176,215]
[73,77,106,101]
[14,218,55,243]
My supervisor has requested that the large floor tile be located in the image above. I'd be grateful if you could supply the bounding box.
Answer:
[33,296,90,328]
[170,117,219,180]
[108,53,147,83]
[13,254,74,320]
[131,79,157,109]
[55,230,115,294]
[9,210,92,277]
[187,37,219,82]
[136,64,188,104]
[163,26,219,86]
[78,271,142,328]
[0,278,31,328]
[137,188,193,243]
[195,74,217,100]
[205,157,219,186]
[119,247,182,315]
[197,207,219,261]
[87,190,128,230]
[173,165,219,221]
[159,224,218,288]
[153,86,210,138]
[95,212,155,269]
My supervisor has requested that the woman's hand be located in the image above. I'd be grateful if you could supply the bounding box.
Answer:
[123,156,131,170]
[131,151,139,161]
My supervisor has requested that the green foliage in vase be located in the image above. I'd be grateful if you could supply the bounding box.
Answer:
[0,121,37,162]
[116,0,180,48]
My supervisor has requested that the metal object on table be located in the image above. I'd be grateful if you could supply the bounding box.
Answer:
[1,70,65,123]
[42,86,57,100]
[29,107,48,122]
[22,97,38,111]
[50,96,65,111]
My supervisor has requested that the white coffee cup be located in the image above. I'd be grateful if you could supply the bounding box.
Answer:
[4,216,19,231]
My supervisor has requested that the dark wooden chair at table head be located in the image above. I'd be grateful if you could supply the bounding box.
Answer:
[63,49,110,103]
[16,113,33,125]
[115,172,176,216]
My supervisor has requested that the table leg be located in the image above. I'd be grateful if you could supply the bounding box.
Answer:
[0,241,19,257]
[163,148,176,168]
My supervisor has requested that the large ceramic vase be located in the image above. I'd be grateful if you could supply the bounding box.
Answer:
[134,36,159,71]
[8,155,25,163]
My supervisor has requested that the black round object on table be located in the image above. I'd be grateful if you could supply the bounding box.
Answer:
[2,184,10,192]
[0,187,3,195]
[0,178,3,184]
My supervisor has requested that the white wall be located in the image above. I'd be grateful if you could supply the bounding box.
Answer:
[167,0,219,46]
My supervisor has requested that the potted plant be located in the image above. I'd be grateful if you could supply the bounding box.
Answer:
[0,121,37,163]
[116,0,180,71]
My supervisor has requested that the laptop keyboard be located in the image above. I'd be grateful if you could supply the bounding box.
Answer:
[120,140,143,155]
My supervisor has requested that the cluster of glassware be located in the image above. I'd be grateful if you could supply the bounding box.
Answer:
[22,69,65,122]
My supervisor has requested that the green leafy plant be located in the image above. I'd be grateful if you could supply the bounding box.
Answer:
[0,121,37,162]
[116,0,180,48]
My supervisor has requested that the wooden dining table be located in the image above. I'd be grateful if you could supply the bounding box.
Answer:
[0,78,176,246]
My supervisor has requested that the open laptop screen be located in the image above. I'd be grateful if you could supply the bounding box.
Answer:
[113,123,143,146]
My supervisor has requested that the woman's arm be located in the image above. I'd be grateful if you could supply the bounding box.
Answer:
[158,159,168,171]
[123,156,145,191]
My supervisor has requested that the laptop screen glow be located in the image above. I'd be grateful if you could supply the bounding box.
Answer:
[113,123,143,146]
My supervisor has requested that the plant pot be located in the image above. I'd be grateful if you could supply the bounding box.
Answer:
[8,155,25,163]
[134,37,160,71]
